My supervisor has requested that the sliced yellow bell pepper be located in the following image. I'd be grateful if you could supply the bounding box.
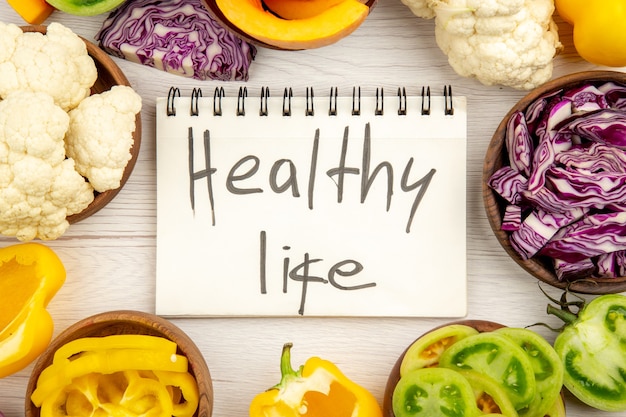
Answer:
[249,343,382,417]
[0,243,66,378]
[555,0,626,67]
[32,335,200,417]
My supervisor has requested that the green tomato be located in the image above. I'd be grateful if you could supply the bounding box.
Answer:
[438,332,536,411]
[459,370,519,417]
[392,367,480,417]
[551,294,626,411]
[400,324,479,376]
[495,327,563,417]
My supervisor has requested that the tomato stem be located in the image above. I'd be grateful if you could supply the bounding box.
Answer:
[546,304,578,324]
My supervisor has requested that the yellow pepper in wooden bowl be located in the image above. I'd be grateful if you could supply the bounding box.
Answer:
[556,0,626,67]
[250,343,382,417]
[0,243,65,378]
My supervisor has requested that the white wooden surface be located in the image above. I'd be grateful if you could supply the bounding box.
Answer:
[0,1,623,416]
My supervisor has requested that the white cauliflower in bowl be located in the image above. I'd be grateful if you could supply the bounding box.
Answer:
[401,0,563,90]
[65,85,142,193]
[0,92,95,241]
[0,22,98,111]
[0,22,142,241]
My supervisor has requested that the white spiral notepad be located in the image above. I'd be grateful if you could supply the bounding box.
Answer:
[155,86,467,317]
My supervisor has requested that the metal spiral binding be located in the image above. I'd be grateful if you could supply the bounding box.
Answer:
[444,85,454,115]
[167,85,454,117]
[283,87,293,116]
[306,87,315,116]
[190,88,202,116]
[329,87,338,116]
[213,87,224,116]
[166,86,180,116]
[397,87,407,116]
[352,86,361,116]
[237,86,247,116]
[375,88,384,116]
[260,86,270,116]
[421,86,431,115]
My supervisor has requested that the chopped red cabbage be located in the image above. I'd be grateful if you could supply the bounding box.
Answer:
[540,211,626,263]
[506,111,533,176]
[599,81,626,110]
[557,108,626,149]
[501,204,522,231]
[488,166,527,204]
[488,79,626,279]
[553,257,595,281]
[563,84,610,112]
[510,207,586,260]
[96,0,256,81]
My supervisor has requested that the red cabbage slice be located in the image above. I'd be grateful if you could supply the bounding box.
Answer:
[563,84,610,112]
[510,207,586,260]
[540,211,626,263]
[598,81,626,110]
[506,111,533,176]
[596,251,618,278]
[555,142,626,173]
[502,204,522,231]
[545,166,626,210]
[488,166,527,204]
[527,99,573,193]
[96,0,256,81]
[553,257,595,281]
[557,108,626,149]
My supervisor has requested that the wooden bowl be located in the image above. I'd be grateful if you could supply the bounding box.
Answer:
[382,320,503,417]
[21,25,141,225]
[483,70,626,294]
[24,310,213,417]
[200,0,378,50]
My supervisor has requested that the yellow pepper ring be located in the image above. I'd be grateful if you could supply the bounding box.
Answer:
[154,370,200,417]
[31,348,188,406]
[52,334,178,363]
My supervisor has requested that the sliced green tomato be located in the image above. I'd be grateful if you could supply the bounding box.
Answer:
[400,324,479,376]
[459,370,518,417]
[46,0,128,16]
[553,294,626,412]
[544,394,566,417]
[439,332,536,411]
[495,328,563,417]
[392,367,480,417]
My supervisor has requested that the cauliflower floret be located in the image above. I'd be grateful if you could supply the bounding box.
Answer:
[0,91,95,241]
[0,22,98,111]
[65,85,142,193]
[402,0,562,90]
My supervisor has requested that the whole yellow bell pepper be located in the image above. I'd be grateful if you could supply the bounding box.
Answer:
[249,343,383,417]
[0,243,66,378]
[556,0,626,67]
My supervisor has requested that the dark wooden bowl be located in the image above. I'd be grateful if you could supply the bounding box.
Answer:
[382,320,504,417]
[483,70,626,294]
[200,0,379,50]
[21,25,141,225]
[25,310,213,417]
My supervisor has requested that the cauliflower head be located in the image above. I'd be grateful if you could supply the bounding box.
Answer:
[0,22,98,111]
[0,92,95,241]
[402,0,562,90]
[65,85,142,193]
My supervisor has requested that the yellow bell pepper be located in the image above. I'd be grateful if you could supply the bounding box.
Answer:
[31,335,199,417]
[249,343,383,417]
[555,0,626,67]
[0,243,66,378]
